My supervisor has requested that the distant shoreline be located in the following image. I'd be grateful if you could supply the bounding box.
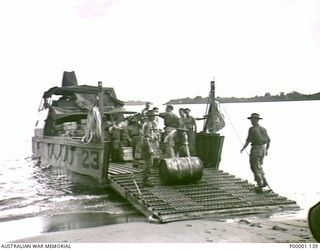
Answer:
[124,101,151,106]
[124,92,320,105]
[165,97,320,105]
[163,92,320,105]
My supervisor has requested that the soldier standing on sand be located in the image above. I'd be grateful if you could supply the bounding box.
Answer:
[241,113,271,193]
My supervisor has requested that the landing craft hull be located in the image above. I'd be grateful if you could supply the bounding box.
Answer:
[32,136,109,184]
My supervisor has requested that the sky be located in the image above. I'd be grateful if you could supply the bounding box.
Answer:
[1,0,320,146]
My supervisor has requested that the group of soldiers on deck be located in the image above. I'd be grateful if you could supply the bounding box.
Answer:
[108,102,198,186]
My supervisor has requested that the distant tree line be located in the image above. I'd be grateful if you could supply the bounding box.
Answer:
[125,100,153,105]
[164,91,320,105]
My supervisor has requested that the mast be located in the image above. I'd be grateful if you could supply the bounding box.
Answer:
[98,81,105,141]
[210,78,215,133]
[203,77,216,133]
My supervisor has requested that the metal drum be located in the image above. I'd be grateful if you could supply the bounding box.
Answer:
[308,201,320,242]
[159,157,203,184]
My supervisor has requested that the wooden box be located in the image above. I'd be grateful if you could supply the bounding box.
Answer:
[122,147,133,161]
[63,122,78,131]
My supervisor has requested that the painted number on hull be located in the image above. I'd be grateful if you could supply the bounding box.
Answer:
[83,150,99,170]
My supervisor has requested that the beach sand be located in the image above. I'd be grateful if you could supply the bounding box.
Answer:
[11,215,315,243]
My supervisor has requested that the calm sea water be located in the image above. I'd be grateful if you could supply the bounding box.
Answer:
[1,101,319,242]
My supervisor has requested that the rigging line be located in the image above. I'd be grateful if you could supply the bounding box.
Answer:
[220,103,249,156]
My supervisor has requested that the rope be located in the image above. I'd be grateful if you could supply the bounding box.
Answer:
[53,144,62,159]
[220,103,249,156]
[81,105,102,144]
[62,145,68,161]
[82,131,93,144]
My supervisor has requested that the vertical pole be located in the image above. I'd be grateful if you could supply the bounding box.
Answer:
[98,81,105,141]
[98,81,108,183]
[210,77,216,133]
[202,77,216,133]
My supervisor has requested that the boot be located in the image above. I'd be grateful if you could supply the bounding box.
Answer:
[255,187,263,193]
[255,180,263,193]
[143,181,153,187]
[262,176,268,188]
[133,162,139,168]
[143,180,154,187]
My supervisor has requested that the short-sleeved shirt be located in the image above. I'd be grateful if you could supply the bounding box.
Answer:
[159,112,179,128]
[127,123,140,137]
[184,116,196,130]
[142,121,157,141]
[246,124,270,146]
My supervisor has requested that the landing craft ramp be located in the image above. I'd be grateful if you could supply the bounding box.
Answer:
[108,163,299,223]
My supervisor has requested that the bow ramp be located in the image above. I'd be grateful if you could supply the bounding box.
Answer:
[108,163,299,223]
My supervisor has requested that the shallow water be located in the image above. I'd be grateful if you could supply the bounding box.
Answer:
[0,158,144,242]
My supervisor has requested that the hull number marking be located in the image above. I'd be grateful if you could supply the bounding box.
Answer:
[83,150,99,170]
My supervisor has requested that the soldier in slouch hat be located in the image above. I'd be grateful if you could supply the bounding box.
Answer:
[241,113,271,193]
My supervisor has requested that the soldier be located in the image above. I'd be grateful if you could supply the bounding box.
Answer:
[158,105,179,155]
[152,107,160,127]
[159,105,179,134]
[126,116,142,159]
[163,125,190,158]
[184,108,197,156]
[108,122,122,162]
[241,113,271,193]
[141,110,159,187]
[141,102,151,119]
[178,107,186,120]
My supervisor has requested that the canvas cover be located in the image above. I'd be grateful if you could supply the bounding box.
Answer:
[43,85,125,121]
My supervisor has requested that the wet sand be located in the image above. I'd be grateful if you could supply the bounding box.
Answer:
[11,215,315,243]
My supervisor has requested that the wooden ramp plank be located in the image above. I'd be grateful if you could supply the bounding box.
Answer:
[108,166,299,223]
[108,162,140,175]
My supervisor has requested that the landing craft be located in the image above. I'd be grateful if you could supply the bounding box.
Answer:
[32,71,298,223]
[32,71,222,185]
